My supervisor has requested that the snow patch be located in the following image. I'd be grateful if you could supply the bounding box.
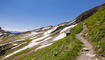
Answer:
[60,24,77,33]
[53,33,66,41]
[28,32,38,36]
[31,34,50,43]
[44,26,58,35]
[13,39,25,43]
[23,32,39,38]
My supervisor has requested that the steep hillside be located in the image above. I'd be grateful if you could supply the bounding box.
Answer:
[74,3,105,23]
[75,5,105,60]
[13,23,83,60]
[0,3,105,60]
[0,22,80,60]
[84,6,105,57]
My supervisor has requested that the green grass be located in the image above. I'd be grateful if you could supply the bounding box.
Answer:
[84,6,105,56]
[14,23,83,60]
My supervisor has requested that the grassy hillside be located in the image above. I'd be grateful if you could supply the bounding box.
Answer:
[16,6,105,60]
[1,3,105,60]
[84,6,105,56]
[15,23,83,60]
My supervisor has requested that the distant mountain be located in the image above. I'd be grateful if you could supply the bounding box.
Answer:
[6,31,20,34]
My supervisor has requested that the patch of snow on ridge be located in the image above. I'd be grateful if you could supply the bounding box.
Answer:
[53,33,66,41]
[31,34,50,43]
[28,35,51,48]
[44,26,58,35]
[41,37,52,42]
[60,24,77,33]
[12,39,25,43]
[24,32,39,38]
[53,24,77,42]
[29,32,38,36]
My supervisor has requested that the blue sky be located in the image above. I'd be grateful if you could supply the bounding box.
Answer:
[0,0,105,32]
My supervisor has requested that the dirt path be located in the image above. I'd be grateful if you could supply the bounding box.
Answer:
[75,24,98,60]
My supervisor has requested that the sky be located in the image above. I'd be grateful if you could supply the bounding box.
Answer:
[0,0,105,32]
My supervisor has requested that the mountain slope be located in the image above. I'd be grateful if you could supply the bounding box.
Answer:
[13,23,83,60]
[76,5,105,60]
[0,23,80,60]
[0,3,105,60]
[83,6,105,58]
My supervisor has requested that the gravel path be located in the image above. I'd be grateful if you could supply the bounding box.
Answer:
[75,24,98,60]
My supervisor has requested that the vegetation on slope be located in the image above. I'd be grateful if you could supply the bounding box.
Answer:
[15,23,83,60]
[84,6,105,56]
[74,3,105,24]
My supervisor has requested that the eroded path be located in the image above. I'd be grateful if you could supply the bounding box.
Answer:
[75,24,98,60]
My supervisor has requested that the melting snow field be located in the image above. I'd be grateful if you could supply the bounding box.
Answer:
[4,35,50,59]
[53,24,77,42]
[60,24,77,33]
[44,26,58,35]
[53,33,66,41]
[4,24,76,59]
[4,27,56,59]
[23,32,39,38]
